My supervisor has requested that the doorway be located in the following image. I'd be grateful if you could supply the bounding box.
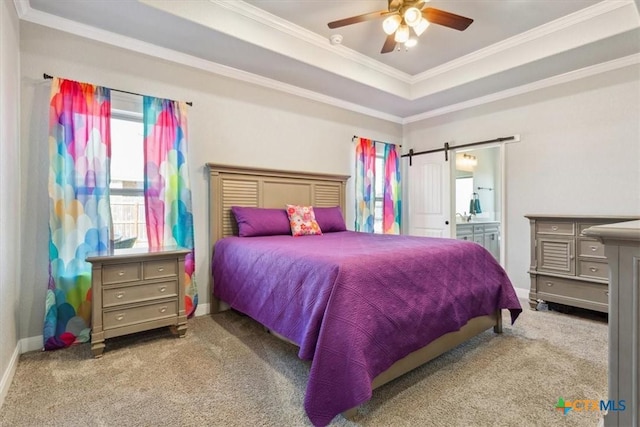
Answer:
[452,145,503,262]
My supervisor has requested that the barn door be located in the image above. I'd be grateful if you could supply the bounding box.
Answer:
[407,152,451,238]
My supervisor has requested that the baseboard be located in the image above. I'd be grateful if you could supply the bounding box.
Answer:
[20,335,43,354]
[0,343,20,410]
[194,302,210,317]
[514,286,529,301]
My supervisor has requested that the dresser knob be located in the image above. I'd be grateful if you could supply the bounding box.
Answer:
[546,282,553,287]
[159,286,167,293]
[551,226,558,231]
[158,267,164,272]
[590,246,597,251]
[116,314,125,321]
[589,267,598,273]
[116,292,125,299]
[605,291,609,297]
[159,306,167,313]
[118,271,125,276]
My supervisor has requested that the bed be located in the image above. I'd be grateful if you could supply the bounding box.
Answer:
[207,163,522,426]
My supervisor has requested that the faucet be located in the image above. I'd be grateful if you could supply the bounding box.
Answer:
[456,212,474,222]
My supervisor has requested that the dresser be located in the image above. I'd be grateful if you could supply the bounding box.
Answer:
[584,220,640,427]
[456,221,500,260]
[525,215,637,312]
[87,246,190,357]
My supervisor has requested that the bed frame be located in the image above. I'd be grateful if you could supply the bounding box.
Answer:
[206,163,502,418]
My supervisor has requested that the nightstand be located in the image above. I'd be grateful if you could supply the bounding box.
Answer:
[87,246,190,357]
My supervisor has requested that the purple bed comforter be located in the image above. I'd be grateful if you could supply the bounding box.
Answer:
[212,231,522,426]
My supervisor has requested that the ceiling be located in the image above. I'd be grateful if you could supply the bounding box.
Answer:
[17,0,640,122]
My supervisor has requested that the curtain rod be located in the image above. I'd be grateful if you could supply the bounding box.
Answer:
[43,74,193,107]
[401,136,516,166]
[352,135,401,147]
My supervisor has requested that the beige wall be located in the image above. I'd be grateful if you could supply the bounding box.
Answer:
[404,64,640,292]
[18,22,402,339]
[0,0,21,407]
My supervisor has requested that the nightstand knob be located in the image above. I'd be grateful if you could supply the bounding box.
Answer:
[590,246,597,251]
[116,292,125,299]
[158,286,167,293]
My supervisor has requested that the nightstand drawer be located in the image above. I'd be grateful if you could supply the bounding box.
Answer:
[536,221,575,236]
[537,276,608,306]
[103,263,141,284]
[577,239,605,258]
[578,260,609,281]
[103,280,178,307]
[144,259,177,280]
[103,300,178,330]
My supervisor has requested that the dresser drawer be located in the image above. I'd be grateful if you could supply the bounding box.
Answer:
[103,300,178,330]
[577,238,605,258]
[578,260,609,281]
[536,221,575,236]
[103,280,178,308]
[103,263,141,285]
[144,259,177,280]
[537,276,608,306]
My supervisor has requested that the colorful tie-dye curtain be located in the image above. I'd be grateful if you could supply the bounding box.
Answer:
[355,137,375,232]
[45,78,112,350]
[383,143,401,234]
[143,96,198,317]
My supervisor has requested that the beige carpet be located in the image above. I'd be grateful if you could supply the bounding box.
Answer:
[0,300,607,427]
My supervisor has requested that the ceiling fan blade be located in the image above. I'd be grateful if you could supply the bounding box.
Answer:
[423,7,474,31]
[381,34,396,54]
[328,10,390,29]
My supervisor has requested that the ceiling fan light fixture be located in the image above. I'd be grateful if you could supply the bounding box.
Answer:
[382,15,402,35]
[403,7,422,27]
[394,24,410,43]
[413,18,430,36]
[404,38,418,48]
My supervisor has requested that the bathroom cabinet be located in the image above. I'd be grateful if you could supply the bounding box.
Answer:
[456,221,500,260]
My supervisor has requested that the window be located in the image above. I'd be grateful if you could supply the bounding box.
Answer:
[110,103,147,248]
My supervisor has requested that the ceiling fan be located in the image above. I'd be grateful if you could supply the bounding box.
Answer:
[327,0,474,54]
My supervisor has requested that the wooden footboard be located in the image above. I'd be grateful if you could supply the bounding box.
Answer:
[342,310,502,419]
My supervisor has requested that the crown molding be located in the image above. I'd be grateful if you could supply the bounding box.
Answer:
[17,3,403,123]
[14,0,639,124]
[213,0,413,84]
[13,0,29,17]
[403,53,640,124]
[411,0,635,83]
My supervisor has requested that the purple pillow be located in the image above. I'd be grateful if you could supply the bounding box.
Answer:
[231,206,291,237]
[313,206,347,232]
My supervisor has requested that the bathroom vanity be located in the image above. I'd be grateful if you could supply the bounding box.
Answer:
[456,221,500,261]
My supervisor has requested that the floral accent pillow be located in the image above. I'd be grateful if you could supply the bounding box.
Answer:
[286,205,323,237]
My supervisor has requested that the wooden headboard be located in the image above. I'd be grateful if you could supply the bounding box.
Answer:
[206,163,350,248]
